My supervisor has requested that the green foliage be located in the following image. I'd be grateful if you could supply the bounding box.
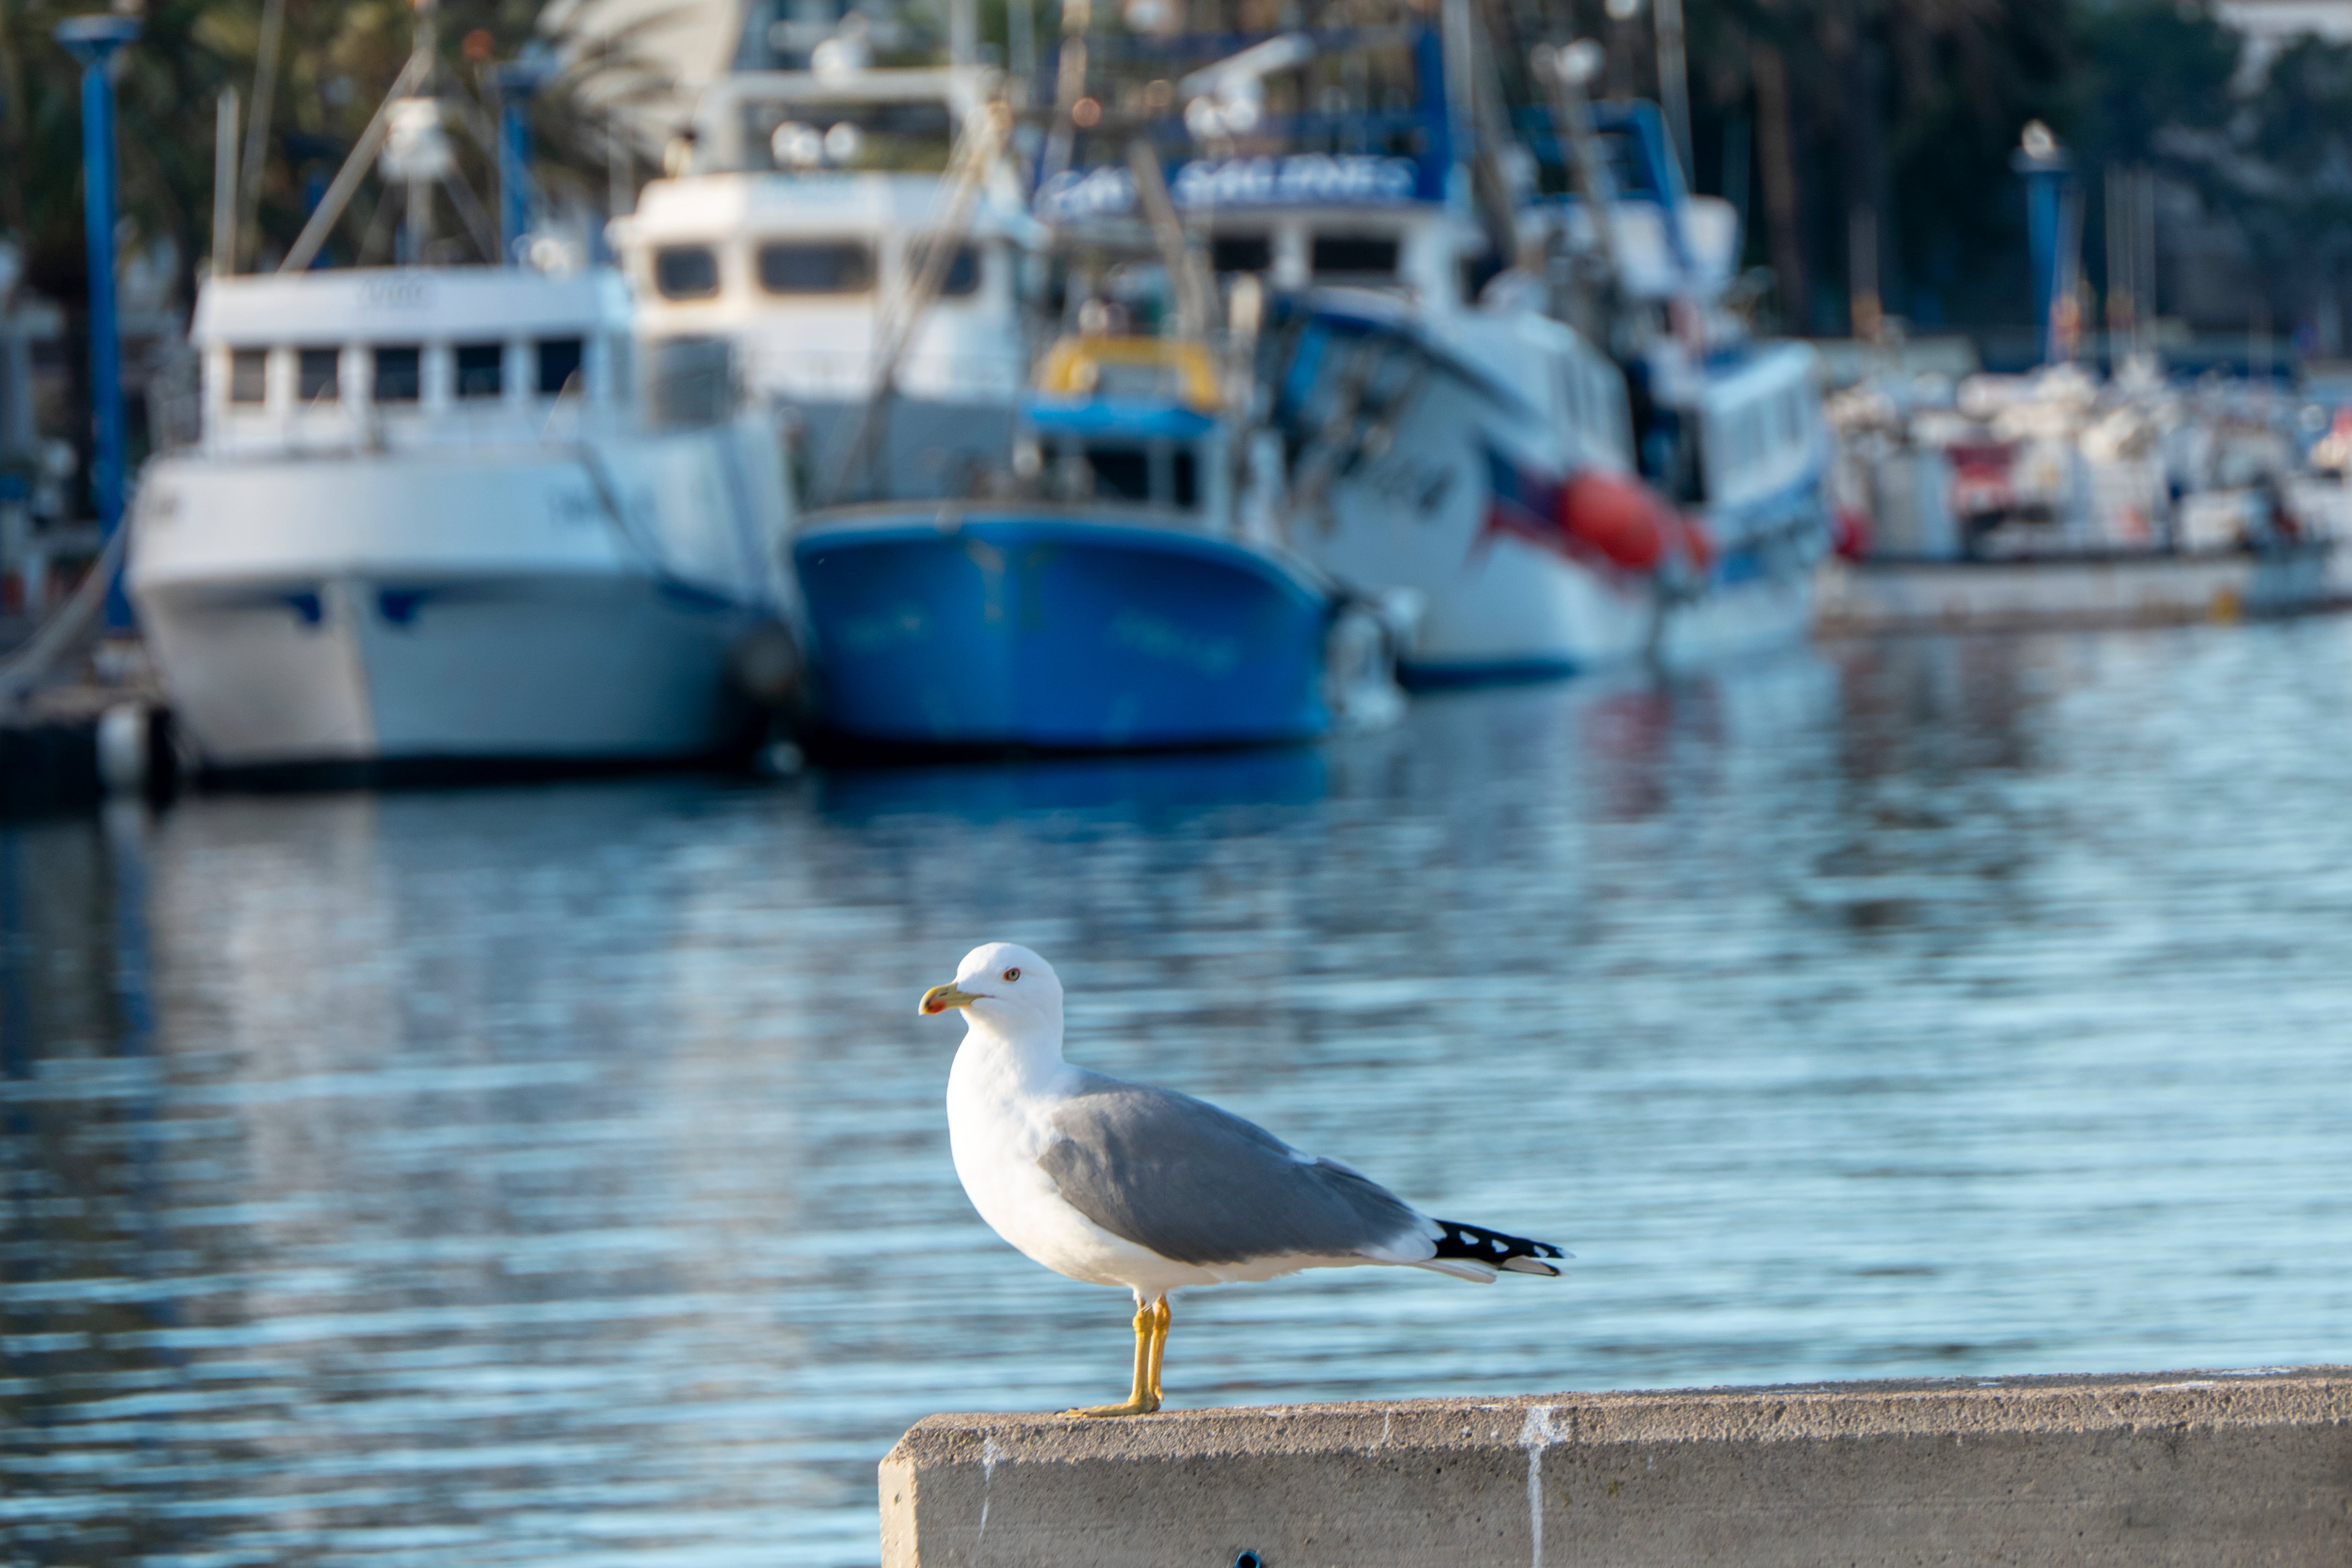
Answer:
[2066,0,2238,167]
[0,0,670,302]
[4,0,2349,333]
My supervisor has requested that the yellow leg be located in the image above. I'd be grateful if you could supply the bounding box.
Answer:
[1064,1298,1163,1417]
[1144,1296,1171,1404]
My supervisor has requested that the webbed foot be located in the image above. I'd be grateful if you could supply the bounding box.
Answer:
[1062,1394,1162,1418]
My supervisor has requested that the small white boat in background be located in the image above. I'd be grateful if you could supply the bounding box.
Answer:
[611,64,1037,503]
[1821,362,2339,630]
[129,265,798,772]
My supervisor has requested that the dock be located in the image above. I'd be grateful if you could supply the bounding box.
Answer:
[880,1366,2351,1567]
[1814,547,2343,634]
[0,677,173,817]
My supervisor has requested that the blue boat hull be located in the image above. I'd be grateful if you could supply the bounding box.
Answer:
[794,511,1337,749]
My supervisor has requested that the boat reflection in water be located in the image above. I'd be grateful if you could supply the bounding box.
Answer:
[814,742,1330,824]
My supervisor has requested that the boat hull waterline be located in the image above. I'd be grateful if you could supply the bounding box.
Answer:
[132,439,785,768]
[1271,303,1832,686]
[794,512,1346,749]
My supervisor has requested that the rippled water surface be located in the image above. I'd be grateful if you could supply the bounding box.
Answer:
[7,623,2352,1566]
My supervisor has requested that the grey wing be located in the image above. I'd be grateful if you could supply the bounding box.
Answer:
[1039,1075,1426,1266]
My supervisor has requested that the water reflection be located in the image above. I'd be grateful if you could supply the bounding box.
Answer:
[5,624,2351,1566]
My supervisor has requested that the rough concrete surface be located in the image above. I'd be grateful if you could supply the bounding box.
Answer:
[879,1366,2352,1568]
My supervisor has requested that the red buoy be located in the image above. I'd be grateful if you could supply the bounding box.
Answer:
[1555,470,1668,571]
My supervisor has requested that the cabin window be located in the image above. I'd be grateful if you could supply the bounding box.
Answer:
[757,240,875,295]
[373,346,422,404]
[654,245,720,299]
[1084,445,1152,503]
[537,338,585,397]
[1073,443,1199,509]
[297,349,339,403]
[229,349,268,405]
[1212,234,1272,273]
[937,244,981,297]
[455,342,503,399]
[1460,252,1504,302]
[1311,233,1399,279]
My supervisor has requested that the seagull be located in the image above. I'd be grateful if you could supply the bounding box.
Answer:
[920,941,1567,1417]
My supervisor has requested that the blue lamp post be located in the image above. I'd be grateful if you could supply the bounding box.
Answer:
[2014,119,2075,367]
[54,13,141,631]
[493,51,556,263]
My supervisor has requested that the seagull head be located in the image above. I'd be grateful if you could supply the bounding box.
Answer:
[919,942,1063,1040]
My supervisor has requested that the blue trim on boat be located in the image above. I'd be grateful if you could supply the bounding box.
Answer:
[1023,397,1218,442]
[378,589,428,625]
[1399,657,1581,689]
[1267,298,1544,424]
[794,512,1338,749]
[653,577,752,614]
[1702,454,1831,543]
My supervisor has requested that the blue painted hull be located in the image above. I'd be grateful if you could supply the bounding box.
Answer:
[794,510,1336,749]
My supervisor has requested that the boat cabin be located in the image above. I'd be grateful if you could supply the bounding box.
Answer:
[191,267,639,458]
[1525,103,1743,301]
[1024,337,1234,525]
[1633,338,1825,541]
[610,66,1034,408]
[1692,343,1827,518]
[1037,151,1495,318]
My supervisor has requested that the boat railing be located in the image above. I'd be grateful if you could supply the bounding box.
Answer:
[734,344,1027,400]
[194,389,650,462]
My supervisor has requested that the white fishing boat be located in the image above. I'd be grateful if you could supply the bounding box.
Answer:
[1068,25,1829,683]
[611,61,1037,503]
[129,264,797,772]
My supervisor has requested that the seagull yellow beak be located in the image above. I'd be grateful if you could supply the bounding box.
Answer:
[920,982,984,1016]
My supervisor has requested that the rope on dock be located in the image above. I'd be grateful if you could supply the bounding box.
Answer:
[0,516,127,711]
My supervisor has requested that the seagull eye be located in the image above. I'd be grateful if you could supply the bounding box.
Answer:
[1001,967,1021,982]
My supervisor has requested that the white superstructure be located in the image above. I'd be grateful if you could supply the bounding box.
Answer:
[129,265,797,769]
[610,66,1037,502]
[1241,171,1828,680]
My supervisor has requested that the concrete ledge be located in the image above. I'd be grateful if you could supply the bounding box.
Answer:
[880,1367,2352,1567]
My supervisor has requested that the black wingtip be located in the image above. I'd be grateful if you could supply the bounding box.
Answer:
[1432,1218,1570,1276]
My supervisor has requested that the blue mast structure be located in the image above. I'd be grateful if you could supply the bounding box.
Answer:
[493,55,554,263]
[54,14,142,631]
[2014,121,2074,366]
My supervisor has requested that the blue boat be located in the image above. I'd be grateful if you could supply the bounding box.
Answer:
[793,338,1400,751]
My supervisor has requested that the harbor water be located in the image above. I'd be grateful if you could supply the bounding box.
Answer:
[6,622,2351,1567]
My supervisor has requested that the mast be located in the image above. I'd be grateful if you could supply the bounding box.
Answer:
[1440,0,1475,175]
[1653,0,1692,188]
[402,0,438,264]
